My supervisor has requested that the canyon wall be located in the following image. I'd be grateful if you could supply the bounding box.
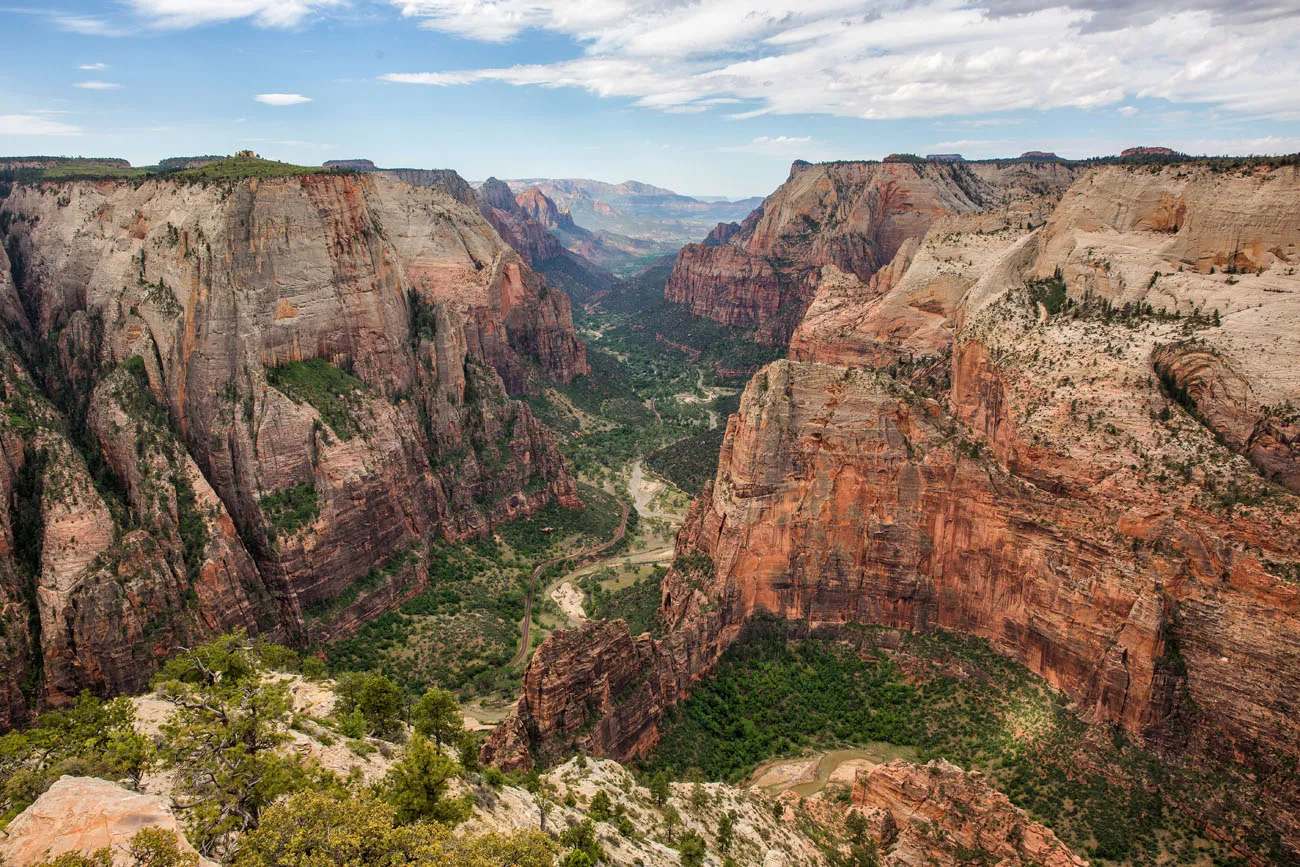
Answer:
[488,163,1300,858]
[0,171,586,722]
[666,159,1082,344]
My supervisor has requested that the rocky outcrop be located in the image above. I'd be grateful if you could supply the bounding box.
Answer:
[853,760,1087,867]
[0,171,585,718]
[0,776,211,867]
[666,160,1083,344]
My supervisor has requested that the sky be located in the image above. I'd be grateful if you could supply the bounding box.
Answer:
[1,1,1299,198]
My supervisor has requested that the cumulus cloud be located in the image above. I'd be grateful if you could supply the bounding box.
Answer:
[127,0,342,29]
[74,81,122,90]
[0,114,83,136]
[383,0,1300,122]
[255,93,312,105]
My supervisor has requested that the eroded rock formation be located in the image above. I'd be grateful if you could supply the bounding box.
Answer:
[0,171,585,720]
[666,159,1082,343]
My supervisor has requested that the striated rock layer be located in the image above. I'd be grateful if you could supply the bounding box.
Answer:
[0,171,586,722]
[487,163,1300,860]
[852,759,1087,867]
[666,159,1082,343]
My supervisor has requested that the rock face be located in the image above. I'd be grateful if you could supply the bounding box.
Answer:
[489,163,1300,859]
[0,171,585,721]
[666,159,1083,343]
[0,776,210,867]
[853,760,1087,867]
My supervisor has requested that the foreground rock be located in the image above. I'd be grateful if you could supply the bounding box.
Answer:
[0,776,211,867]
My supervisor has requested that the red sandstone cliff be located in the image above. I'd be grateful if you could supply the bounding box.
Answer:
[487,163,1300,860]
[666,159,1082,344]
[0,171,586,720]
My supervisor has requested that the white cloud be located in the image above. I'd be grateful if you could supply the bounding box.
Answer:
[1118,105,1139,117]
[0,114,83,136]
[255,93,313,105]
[127,0,343,29]
[74,81,122,90]
[79,62,109,71]
[55,16,130,36]
[382,0,1300,122]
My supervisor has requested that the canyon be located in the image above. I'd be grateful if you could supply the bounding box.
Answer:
[487,161,1300,861]
[0,168,587,726]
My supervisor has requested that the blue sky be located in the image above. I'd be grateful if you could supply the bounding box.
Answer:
[2,1,1299,198]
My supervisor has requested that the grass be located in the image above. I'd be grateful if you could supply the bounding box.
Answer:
[642,626,1266,866]
[266,358,367,440]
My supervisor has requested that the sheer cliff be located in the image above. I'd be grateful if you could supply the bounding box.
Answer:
[0,171,587,724]
[487,163,1300,861]
[666,159,1083,344]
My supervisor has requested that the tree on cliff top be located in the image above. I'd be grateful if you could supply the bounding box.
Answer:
[154,632,309,856]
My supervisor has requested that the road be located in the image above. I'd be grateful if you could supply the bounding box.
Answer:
[508,499,630,667]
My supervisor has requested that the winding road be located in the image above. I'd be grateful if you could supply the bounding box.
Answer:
[508,499,630,667]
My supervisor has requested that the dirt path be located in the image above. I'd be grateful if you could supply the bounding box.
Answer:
[509,499,630,667]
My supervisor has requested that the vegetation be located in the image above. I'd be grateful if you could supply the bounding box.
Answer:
[643,626,1265,866]
[169,154,332,183]
[0,691,154,824]
[265,358,367,440]
[235,792,555,867]
[258,481,319,540]
[585,565,666,637]
[645,393,739,494]
[34,828,197,867]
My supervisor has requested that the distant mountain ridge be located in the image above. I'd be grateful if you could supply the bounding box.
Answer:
[498,177,764,248]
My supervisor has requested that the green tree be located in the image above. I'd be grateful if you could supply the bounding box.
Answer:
[154,632,306,856]
[679,830,706,867]
[846,810,868,844]
[663,804,682,841]
[559,818,604,864]
[457,730,481,773]
[335,672,405,738]
[411,687,463,746]
[717,810,736,853]
[382,735,469,826]
[588,788,614,822]
[689,783,708,810]
[650,770,671,806]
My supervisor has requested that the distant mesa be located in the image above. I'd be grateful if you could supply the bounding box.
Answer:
[1121,146,1182,158]
[323,158,377,172]
[925,153,964,162]
[0,156,131,169]
[883,153,928,164]
[1019,151,1061,161]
